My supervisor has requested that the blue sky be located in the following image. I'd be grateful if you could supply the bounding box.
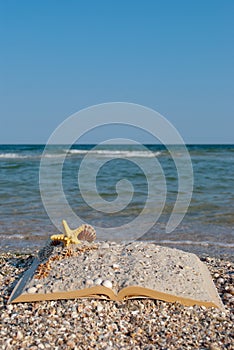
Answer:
[1,0,233,144]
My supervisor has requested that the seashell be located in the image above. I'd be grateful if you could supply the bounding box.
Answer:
[77,224,96,242]
[50,220,96,246]
[27,287,37,294]
[102,280,112,289]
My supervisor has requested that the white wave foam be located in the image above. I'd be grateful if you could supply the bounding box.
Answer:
[67,149,87,154]
[155,240,234,248]
[68,149,161,158]
[1,234,24,240]
[43,154,65,158]
[0,153,28,159]
[0,150,162,159]
[0,152,63,159]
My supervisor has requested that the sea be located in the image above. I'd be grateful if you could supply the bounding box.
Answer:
[0,144,233,259]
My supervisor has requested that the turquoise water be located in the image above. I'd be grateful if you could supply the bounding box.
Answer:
[0,144,233,258]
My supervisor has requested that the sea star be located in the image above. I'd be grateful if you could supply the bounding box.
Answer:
[50,220,96,247]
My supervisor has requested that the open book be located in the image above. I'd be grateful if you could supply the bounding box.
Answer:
[9,241,224,310]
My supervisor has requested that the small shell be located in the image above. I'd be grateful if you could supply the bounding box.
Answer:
[27,287,37,294]
[77,224,96,242]
[102,280,112,289]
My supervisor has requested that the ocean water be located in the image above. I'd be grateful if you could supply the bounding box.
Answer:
[0,144,233,259]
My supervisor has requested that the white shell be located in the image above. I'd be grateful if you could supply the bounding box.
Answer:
[102,280,112,289]
[27,287,37,294]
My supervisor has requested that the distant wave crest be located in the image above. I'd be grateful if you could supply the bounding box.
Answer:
[0,149,162,159]
[67,149,161,158]
[155,240,234,248]
[0,153,28,159]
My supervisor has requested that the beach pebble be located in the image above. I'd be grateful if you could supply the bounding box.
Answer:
[112,263,120,270]
[225,285,234,295]
[94,278,102,285]
[6,304,13,311]
[100,242,110,249]
[0,249,233,349]
[216,277,224,284]
[209,343,221,350]
[16,330,24,340]
[223,293,233,300]
[97,304,103,312]
[85,279,93,287]
[102,280,112,289]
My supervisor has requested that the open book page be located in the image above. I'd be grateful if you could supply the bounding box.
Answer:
[9,241,224,310]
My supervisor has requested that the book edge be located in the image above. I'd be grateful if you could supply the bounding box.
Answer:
[10,284,223,310]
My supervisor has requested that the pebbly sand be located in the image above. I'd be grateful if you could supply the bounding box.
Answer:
[0,245,233,349]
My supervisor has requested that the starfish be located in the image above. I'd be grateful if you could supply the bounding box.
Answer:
[50,220,96,247]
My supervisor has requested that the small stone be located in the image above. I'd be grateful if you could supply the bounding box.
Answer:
[223,293,232,299]
[217,277,224,284]
[209,343,221,350]
[97,304,103,312]
[66,340,76,348]
[227,286,234,295]
[131,310,139,315]
[27,287,37,294]
[102,280,112,289]
[6,304,13,311]
[16,330,23,340]
[85,279,93,287]
[100,242,110,249]
[94,278,102,285]
[112,263,120,270]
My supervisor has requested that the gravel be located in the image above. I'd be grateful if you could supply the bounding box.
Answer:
[0,249,233,349]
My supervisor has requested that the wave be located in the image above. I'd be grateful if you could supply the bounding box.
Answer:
[1,235,233,250]
[0,150,162,159]
[1,234,25,240]
[154,240,234,248]
[0,152,64,159]
[0,153,29,159]
[67,149,162,158]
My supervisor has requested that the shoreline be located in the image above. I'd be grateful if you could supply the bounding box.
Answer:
[0,246,233,349]
[1,239,233,263]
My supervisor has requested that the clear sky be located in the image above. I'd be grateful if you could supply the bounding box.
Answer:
[1,0,233,144]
